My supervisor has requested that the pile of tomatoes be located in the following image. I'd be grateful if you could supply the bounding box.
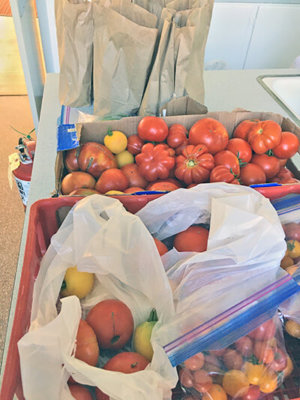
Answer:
[61,116,300,196]
[179,319,294,400]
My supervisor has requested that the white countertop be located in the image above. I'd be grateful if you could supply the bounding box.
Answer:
[1,68,299,388]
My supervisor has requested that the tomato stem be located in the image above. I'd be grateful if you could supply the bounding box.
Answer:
[107,127,113,136]
[61,280,66,291]
[131,362,138,368]
[147,308,158,322]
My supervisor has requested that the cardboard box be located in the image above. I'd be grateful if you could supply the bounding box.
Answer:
[55,110,300,198]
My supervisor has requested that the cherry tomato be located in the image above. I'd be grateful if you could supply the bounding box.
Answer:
[239,163,266,186]
[270,348,287,372]
[95,168,129,194]
[235,336,253,357]
[283,223,300,241]
[222,370,249,398]
[203,354,222,373]
[233,119,260,140]
[253,341,274,364]
[272,131,299,159]
[184,352,205,371]
[259,371,278,394]
[189,118,229,155]
[223,349,243,370]
[247,120,282,154]
[193,369,213,393]
[137,116,168,142]
[153,237,168,256]
[243,362,266,386]
[251,154,280,179]
[179,368,194,388]
[167,124,188,149]
[121,163,148,188]
[174,225,209,252]
[214,150,240,176]
[226,138,253,163]
[248,319,276,341]
[242,385,261,400]
[126,134,144,155]
[203,384,228,400]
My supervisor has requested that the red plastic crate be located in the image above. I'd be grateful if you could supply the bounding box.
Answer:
[1,193,300,400]
[0,194,163,400]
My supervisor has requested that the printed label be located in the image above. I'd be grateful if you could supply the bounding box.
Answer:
[14,177,30,206]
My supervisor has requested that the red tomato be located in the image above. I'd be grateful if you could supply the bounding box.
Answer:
[104,352,149,373]
[175,144,215,185]
[193,369,213,393]
[278,158,287,167]
[272,131,299,159]
[253,341,274,364]
[95,388,110,400]
[203,354,222,373]
[65,147,81,172]
[248,319,276,341]
[270,348,287,372]
[179,368,194,388]
[121,163,148,188]
[251,154,280,179]
[69,188,100,196]
[235,336,253,357]
[210,165,240,185]
[69,384,93,400]
[223,349,243,370]
[86,299,134,350]
[146,181,179,192]
[242,385,261,400]
[239,163,266,186]
[283,223,300,241]
[189,118,229,155]
[184,352,205,371]
[126,134,144,155]
[78,142,117,178]
[61,171,96,195]
[247,120,282,154]
[226,138,253,163]
[137,116,168,142]
[95,168,129,194]
[124,186,145,194]
[174,225,209,252]
[75,319,99,366]
[233,119,260,140]
[167,124,188,149]
[269,166,299,184]
[153,237,168,256]
[214,150,240,176]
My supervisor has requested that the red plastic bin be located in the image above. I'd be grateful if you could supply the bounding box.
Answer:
[0,193,163,400]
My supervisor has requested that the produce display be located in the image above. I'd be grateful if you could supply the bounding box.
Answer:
[61,116,300,196]
[179,318,294,399]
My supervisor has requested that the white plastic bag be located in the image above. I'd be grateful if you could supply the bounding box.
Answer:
[18,195,177,400]
[136,183,289,360]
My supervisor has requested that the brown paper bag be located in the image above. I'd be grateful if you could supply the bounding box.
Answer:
[131,0,166,21]
[107,0,158,27]
[159,95,207,116]
[55,0,93,108]
[93,4,158,118]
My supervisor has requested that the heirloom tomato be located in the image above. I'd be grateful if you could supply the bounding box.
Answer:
[121,163,147,188]
[95,388,109,400]
[270,167,299,184]
[247,120,282,154]
[272,131,299,159]
[189,118,229,154]
[226,138,252,163]
[69,384,93,400]
[233,119,260,140]
[153,237,168,256]
[61,171,96,195]
[175,144,215,185]
[104,352,149,373]
[95,168,129,194]
[126,134,144,155]
[104,129,127,154]
[167,124,188,149]
[174,225,209,252]
[75,319,99,366]
[146,180,179,192]
[214,150,240,176]
[239,163,266,186]
[210,165,240,184]
[65,147,80,172]
[251,154,280,179]
[137,116,168,142]
[78,142,117,178]
[124,186,144,194]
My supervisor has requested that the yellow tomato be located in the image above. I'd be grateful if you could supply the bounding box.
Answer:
[259,371,278,394]
[104,129,127,154]
[116,150,134,168]
[105,190,124,195]
[280,254,294,269]
[243,362,266,385]
[222,370,249,398]
[203,384,227,400]
[61,266,94,299]
[286,239,300,259]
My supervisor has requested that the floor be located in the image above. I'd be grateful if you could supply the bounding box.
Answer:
[0,15,33,365]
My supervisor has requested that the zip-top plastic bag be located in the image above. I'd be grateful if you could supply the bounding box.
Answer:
[136,184,300,368]
[18,195,177,400]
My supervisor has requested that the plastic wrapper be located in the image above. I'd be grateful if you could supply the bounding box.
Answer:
[178,314,293,399]
[18,195,177,400]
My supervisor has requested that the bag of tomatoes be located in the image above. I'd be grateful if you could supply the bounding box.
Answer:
[178,314,295,400]
[18,195,177,400]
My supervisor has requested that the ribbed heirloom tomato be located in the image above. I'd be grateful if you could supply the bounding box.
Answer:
[126,134,144,155]
[214,150,240,176]
[167,124,188,149]
[210,165,240,184]
[233,119,260,140]
[247,120,282,154]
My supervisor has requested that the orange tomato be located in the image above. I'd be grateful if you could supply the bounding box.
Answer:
[243,362,266,386]
[253,341,274,364]
[184,352,205,371]
[95,168,129,194]
[75,319,99,366]
[259,371,278,394]
[222,370,249,398]
[174,225,209,252]
[203,384,227,400]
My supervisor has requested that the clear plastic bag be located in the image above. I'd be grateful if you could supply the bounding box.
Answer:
[18,195,177,400]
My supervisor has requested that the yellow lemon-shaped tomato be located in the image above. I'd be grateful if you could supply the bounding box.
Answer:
[104,129,127,154]
[133,320,157,361]
[105,190,124,195]
[61,266,94,299]
[286,239,300,259]
[116,150,134,168]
